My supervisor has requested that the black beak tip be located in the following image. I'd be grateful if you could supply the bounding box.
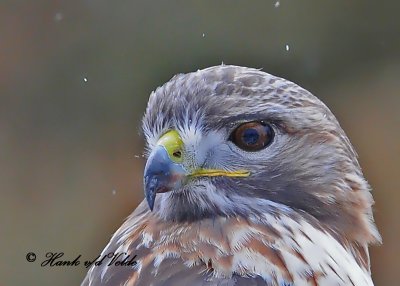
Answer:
[144,176,157,211]
[145,194,155,211]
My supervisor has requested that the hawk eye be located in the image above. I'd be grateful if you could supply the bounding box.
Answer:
[230,121,274,151]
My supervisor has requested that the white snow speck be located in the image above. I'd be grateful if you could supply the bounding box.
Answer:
[112,189,117,195]
[83,77,88,82]
[134,155,140,158]
[54,12,63,22]
[285,44,290,51]
[202,33,205,37]
[274,1,280,8]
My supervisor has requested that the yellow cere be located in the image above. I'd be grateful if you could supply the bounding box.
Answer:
[157,130,184,163]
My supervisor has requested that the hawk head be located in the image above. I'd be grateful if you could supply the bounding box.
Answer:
[82,65,381,286]
[142,65,380,245]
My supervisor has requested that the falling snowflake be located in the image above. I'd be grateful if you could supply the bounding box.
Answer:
[54,12,63,22]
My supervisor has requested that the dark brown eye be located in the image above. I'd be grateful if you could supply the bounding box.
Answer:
[230,121,274,151]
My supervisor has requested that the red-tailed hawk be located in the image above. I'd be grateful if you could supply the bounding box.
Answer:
[82,65,381,286]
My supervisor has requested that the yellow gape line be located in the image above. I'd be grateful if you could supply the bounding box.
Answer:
[190,169,250,178]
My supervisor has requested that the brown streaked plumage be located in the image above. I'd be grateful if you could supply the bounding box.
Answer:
[82,65,381,286]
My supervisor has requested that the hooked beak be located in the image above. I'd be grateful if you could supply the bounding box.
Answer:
[144,130,186,211]
[144,144,186,211]
[143,130,250,211]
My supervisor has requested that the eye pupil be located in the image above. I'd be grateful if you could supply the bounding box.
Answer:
[230,121,274,151]
[242,128,259,145]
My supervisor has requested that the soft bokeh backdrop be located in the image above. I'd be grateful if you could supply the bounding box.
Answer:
[1,1,399,285]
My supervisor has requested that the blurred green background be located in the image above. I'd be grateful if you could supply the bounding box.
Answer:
[1,1,399,285]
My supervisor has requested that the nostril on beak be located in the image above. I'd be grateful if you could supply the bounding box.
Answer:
[172,150,182,159]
